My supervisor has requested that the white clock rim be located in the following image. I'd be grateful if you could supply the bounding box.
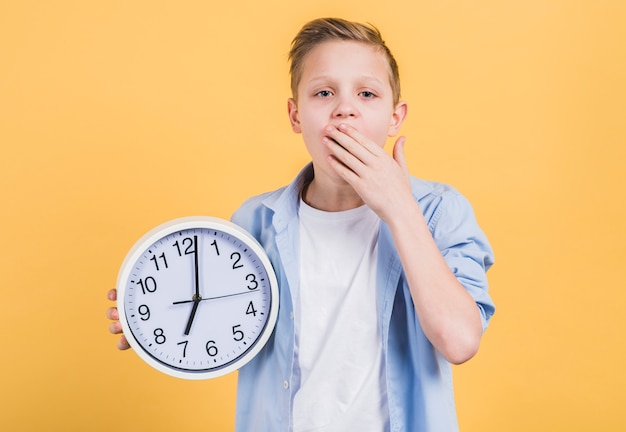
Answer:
[116,216,279,380]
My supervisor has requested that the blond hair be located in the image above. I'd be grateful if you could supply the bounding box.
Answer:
[288,17,401,105]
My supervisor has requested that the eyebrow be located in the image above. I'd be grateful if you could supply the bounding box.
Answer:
[305,74,386,87]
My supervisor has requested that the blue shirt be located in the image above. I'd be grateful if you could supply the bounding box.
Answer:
[231,164,495,432]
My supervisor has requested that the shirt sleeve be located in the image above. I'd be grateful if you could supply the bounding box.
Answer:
[428,190,496,332]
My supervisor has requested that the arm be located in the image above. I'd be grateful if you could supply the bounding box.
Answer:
[385,199,484,364]
[325,124,488,364]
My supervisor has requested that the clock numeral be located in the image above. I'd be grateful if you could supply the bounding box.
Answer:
[231,252,243,269]
[173,237,195,256]
[206,340,218,357]
[210,239,220,256]
[150,252,168,271]
[246,273,258,290]
[154,328,166,345]
[246,301,258,317]
[232,325,244,341]
[138,304,150,321]
[137,276,157,295]
[177,341,188,357]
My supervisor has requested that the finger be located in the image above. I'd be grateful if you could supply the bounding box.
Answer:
[392,136,408,172]
[327,152,361,184]
[107,289,117,301]
[109,320,123,335]
[336,123,380,155]
[325,124,377,163]
[117,335,131,351]
[324,127,378,177]
[106,306,119,321]
[323,136,364,173]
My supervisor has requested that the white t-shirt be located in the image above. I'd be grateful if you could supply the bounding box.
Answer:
[292,199,389,432]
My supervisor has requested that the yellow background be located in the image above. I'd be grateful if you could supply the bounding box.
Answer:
[1,0,624,430]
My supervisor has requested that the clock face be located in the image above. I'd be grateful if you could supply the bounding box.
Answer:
[117,217,278,380]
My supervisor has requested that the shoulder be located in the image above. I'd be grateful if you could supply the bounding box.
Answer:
[410,176,463,202]
[231,163,313,235]
[410,177,471,225]
[231,188,285,234]
[410,176,493,257]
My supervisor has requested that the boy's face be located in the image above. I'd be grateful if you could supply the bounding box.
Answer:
[288,40,406,183]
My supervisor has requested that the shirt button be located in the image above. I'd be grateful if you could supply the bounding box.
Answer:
[289,312,294,320]
[283,380,289,389]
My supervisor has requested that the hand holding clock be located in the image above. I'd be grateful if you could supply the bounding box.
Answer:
[106,288,130,351]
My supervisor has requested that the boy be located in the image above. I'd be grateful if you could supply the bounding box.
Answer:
[108,17,495,431]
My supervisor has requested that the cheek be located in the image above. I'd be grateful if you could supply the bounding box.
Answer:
[299,114,327,141]
[362,123,392,148]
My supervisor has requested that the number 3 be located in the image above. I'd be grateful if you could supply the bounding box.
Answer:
[246,274,258,290]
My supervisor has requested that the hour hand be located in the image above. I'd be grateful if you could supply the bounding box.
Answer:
[184,298,200,335]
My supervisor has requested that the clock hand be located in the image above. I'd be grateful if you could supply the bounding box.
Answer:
[183,235,202,336]
[184,298,200,335]
[193,235,200,299]
[173,290,255,305]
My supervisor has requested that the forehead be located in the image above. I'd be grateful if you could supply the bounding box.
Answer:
[299,40,392,85]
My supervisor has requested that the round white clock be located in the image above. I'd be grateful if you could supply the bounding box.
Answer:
[116,216,279,380]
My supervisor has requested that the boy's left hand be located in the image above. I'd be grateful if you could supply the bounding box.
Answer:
[324,123,413,223]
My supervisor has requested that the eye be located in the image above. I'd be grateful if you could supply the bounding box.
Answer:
[315,90,333,98]
[359,91,376,99]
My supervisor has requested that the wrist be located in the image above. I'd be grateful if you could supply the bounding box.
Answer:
[386,199,428,235]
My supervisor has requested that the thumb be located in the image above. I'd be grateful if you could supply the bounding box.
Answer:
[392,136,408,172]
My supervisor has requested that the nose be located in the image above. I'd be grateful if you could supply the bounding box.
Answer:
[331,95,358,118]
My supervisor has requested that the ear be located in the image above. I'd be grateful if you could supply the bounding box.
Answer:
[388,101,408,137]
[287,98,302,133]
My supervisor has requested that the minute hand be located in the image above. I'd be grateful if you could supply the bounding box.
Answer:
[193,235,200,299]
[183,235,201,335]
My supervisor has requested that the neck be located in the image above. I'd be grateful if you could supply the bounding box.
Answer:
[302,177,364,212]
